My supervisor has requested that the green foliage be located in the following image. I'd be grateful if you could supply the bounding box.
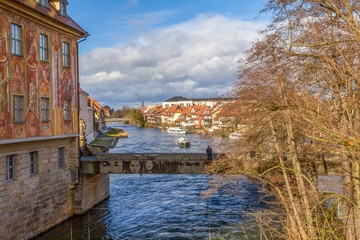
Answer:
[105,128,124,137]
[130,109,146,127]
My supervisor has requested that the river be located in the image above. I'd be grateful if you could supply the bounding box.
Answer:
[34,123,270,240]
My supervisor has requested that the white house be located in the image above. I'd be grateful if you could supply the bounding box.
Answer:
[79,89,95,144]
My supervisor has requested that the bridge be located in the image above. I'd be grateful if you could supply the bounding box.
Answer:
[76,151,341,215]
[80,152,341,175]
[104,118,129,124]
[80,153,220,174]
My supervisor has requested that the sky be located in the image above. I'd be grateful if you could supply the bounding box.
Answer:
[68,0,269,109]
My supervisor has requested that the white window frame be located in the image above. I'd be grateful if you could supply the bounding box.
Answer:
[14,95,23,122]
[41,97,50,121]
[64,99,71,121]
[62,42,70,67]
[60,2,67,16]
[39,34,48,62]
[11,24,21,56]
[39,0,49,7]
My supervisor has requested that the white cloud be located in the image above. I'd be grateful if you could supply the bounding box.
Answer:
[79,13,266,109]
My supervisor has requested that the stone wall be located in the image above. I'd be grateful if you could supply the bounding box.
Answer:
[0,137,78,240]
[73,174,110,215]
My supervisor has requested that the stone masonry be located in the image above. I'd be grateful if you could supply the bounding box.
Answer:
[0,138,77,240]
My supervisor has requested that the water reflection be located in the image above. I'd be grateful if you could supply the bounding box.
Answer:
[34,123,267,240]
[108,122,229,154]
[35,175,267,240]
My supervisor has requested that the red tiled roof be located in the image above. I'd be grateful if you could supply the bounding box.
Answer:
[14,0,86,35]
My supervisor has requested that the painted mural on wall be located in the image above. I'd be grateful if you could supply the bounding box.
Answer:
[99,160,206,174]
[0,10,78,141]
[0,13,11,139]
[26,24,41,137]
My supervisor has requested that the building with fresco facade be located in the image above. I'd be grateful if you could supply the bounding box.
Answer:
[0,0,89,239]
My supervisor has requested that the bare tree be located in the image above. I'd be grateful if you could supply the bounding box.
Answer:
[208,0,360,239]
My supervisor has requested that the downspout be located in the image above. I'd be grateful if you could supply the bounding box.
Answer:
[69,32,89,216]
[77,31,89,168]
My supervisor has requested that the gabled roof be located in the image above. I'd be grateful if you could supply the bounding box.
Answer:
[164,96,190,102]
[193,97,234,102]
[13,0,86,35]
[79,88,89,96]
[166,104,182,113]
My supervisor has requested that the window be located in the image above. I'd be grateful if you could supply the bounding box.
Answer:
[13,95,23,122]
[29,152,37,176]
[60,2,67,16]
[58,148,64,169]
[11,24,21,55]
[62,42,70,67]
[41,97,50,121]
[39,0,49,7]
[6,155,15,181]
[64,100,71,121]
[39,34,48,62]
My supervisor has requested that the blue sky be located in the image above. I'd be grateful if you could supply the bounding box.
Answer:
[68,0,269,109]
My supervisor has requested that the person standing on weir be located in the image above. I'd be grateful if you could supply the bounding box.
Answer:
[206,145,213,160]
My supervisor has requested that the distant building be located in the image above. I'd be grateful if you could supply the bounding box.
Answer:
[162,96,233,108]
[79,88,96,144]
[162,96,193,108]
[0,1,86,239]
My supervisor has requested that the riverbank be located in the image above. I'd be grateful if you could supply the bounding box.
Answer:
[141,122,232,138]
[87,128,128,156]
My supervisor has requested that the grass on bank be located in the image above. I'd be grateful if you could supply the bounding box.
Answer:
[105,128,128,138]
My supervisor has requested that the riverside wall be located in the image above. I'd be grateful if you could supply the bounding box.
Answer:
[73,174,110,215]
[0,137,110,240]
[0,137,78,240]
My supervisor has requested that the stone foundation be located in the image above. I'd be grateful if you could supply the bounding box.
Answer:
[0,137,79,240]
[73,174,110,215]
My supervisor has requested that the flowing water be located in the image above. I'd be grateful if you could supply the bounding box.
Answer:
[34,123,270,240]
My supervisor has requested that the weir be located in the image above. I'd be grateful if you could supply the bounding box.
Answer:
[80,153,221,174]
[74,153,220,214]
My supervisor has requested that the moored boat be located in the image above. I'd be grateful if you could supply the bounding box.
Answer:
[178,137,190,147]
[229,132,242,139]
[167,127,186,135]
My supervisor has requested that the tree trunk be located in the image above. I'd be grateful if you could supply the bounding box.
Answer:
[269,117,305,238]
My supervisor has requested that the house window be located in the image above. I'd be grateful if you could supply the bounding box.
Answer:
[62,42,70,67]
[29,152,37,176]
[39,0,49,7]
[64,100,71,121]
[13,95,23,122]
[39,34,48,62]
[6,155,15,181]
[41,97,50,121]
[60,2,67,16]
[58,147,64,169]
[11,24,21,55]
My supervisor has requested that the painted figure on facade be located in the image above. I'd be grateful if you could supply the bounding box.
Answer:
[28,77,38,115]
[0,72,10,112]
[39,63,51,94]
[0,14,8,66]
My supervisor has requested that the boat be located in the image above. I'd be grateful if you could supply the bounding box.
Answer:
[178,137,190,147]
[167,127,186,135]
[229,132,242,139]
